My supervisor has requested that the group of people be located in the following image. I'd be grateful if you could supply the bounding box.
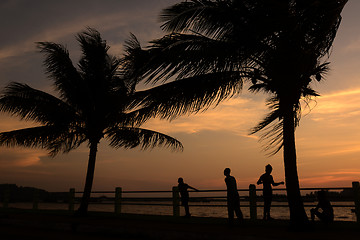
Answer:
[178,164,334,224]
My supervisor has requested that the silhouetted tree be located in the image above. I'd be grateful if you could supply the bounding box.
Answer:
[0,28,183,215]
[122,0,347,224]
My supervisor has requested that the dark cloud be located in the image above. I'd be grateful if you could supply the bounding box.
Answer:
[0,0,178,48]
[0,0,179,89]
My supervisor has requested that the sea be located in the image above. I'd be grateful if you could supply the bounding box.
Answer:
[8,200,357,222]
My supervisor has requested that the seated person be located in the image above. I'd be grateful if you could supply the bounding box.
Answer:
[310,190,334,223]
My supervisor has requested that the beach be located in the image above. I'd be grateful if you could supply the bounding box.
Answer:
[0,209,359,240]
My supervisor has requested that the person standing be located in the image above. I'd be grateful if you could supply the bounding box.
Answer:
[178,177,199,217]
[257,164,284,220]
[224,168,243,225]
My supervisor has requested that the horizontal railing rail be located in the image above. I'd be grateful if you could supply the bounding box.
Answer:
[1,182,359,222]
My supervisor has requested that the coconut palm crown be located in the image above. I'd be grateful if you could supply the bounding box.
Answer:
[0,28,183,215]
[123,0,347,224]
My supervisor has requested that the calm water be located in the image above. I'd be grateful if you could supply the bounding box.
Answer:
[7,201,357,222]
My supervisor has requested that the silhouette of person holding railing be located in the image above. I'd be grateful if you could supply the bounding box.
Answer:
[311,190,334,223]
[178,177,199,218]
[224,168,243,225]
[257,164,284,220]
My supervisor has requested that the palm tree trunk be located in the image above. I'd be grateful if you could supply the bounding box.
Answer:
[77,141,98,216]
[282,102,308,225]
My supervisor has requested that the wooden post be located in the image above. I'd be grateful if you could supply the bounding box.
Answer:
[172,186,180,217]
[3,188,10,209]
[69,188,75,213]
[352,181,360,223]
[249,184,257,221]
[115,187,122,215]
[32,189,39,211]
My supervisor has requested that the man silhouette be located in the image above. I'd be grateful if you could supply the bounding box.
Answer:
[224,168,243,225]
[257,164,284,220]
[178,177,199,217]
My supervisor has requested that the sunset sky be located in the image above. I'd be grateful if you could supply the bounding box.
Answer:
[0,0,360,193]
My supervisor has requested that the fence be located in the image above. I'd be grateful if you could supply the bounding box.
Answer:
[1,181,360,222]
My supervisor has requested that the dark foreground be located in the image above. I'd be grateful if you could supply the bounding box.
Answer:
[0,209,359,240]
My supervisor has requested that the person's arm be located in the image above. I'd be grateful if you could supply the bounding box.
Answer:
[188,185,200,191]
[272,181,285,186]
[271,175,284,186]
[257,176,263,185]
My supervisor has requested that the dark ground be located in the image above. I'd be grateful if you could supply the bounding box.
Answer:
[0,209,359,240]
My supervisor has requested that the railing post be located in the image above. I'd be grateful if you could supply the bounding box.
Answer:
[249,184,257,221]
[172,186,180,217]
[352,181,360,223]
[69,188,75,213]
[115,187,122,215]
[3,188,10,209]
[32,189,39,211]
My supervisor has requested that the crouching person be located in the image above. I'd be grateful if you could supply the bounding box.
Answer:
[311,190,334,223]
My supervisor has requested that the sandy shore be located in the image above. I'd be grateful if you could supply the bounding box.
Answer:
[0,209,359,240]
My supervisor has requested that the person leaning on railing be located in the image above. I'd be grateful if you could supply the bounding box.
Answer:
[178,177,199,218]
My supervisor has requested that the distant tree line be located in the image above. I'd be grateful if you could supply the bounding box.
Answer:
[0,184,68,203]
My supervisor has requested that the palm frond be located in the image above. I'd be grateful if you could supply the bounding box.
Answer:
[36,41,83,106]
[120,33,148,90]
[0,125,86,157]
[129,71,244,121]
[123,33,253,85]
[250,105,284,156]
[160,0,236,39]
[298,0,347,57]
[47,130,87,157]
[77,28,109,79]
[0,82,78,125]
[106,127,183,151]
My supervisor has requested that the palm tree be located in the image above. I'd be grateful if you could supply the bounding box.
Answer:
[0,28,183,215]
[122,0,347,224]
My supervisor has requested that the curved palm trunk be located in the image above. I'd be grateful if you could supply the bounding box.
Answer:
[282,102,308,225]
[77,141,98,216]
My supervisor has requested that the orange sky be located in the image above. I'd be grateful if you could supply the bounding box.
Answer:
[0,0,360,192]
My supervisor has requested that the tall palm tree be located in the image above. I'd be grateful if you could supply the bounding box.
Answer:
[0,28,183,215]
[123,0,347,224]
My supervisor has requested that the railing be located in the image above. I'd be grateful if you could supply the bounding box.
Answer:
[1,182,360,222]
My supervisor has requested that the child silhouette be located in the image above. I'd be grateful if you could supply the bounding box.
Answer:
[257,164,284,220]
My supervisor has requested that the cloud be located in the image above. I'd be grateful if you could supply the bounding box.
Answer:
[300,170,360,187]
[309,88,360,122]
[320,88,360,98]
[318,145,360,156]
[343,37,360,53]
[0,148,46,168]
[0,0,174,63]
[0,12,150,61]
[298,140,360,160]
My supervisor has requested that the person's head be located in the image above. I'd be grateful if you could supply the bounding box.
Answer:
[265,164,273,174]
[224,168,231,176]
[178,177,184,184]
[317,190,327,201]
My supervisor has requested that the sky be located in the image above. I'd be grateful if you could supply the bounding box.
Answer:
[0,0,360,193]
